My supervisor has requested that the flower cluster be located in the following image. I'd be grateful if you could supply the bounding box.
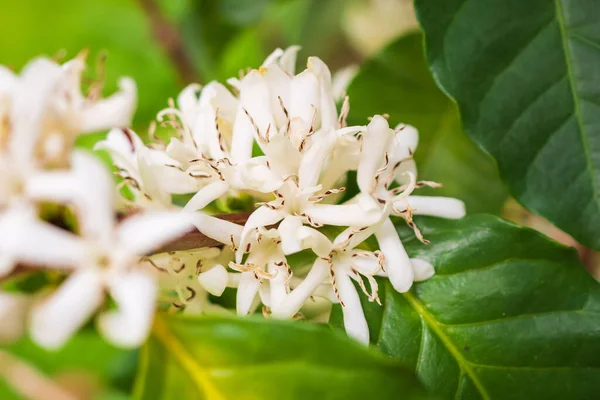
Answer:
[0,47,465,349]
[100,47,465,343]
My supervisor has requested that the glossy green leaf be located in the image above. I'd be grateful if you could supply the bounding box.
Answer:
[133,315,429,400]
[415,0,600,248]
[331,215,600,399]
[347,33,507,214]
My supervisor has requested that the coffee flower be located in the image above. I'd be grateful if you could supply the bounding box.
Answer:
[24,152,193,349]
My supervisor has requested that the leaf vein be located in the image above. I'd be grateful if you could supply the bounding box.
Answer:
[403,291,491,400]
[553,0,600,213]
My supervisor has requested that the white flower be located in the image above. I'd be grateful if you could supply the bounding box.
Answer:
[8,55,136,166]
[95,128,178,210]
[23,151,193,349]
[350,115,466,292]
[273,223,433,344]
[228,228,290,316]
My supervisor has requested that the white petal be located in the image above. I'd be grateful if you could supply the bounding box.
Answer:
[298,128,336,189]
[239,159,284,193]
[331,64,358,102]
[81,77,137,132]
[236,206,285,262]
[30,269,104,349]
[397,196,466,219]
[278,216,304,255]
[27,150,115,243]
[198,264,229,296]
[165,137,197,162]
[9,58,62,167]
[260,135,300,177]
[261,48,284,67]
[307,57,337,130]
[297,226,332,257]
[183,180,229,212]
[191,107,225,160]
[0,65,17,94]
[231,71,274,163]
[263,65,292,128]
[236,271,261,316]
[304,196,382,227]
[177,83,201,124]
[98,271,156,348]
[0,208,85,271]
[394,159,417,185]
[117,212,194,256]
[271,258,329,318]
[394,124,419,154]
[0,292,30,344]
[375,217,413,293]
[137,148,190,205]
[411,258,435,282]
[335,266,369,344]
[199,82,238,119]
[350,254,380,276]
[357,115,393,193]
[290,69,320,130]
[94,128,144,177]
[269,260,288,308]
[279,46,301,75]
[190,212,243,246]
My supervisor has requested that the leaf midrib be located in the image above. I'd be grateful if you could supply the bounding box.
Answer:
[402,291,492,400]
[153,317,227,400]
[553,0,600,213]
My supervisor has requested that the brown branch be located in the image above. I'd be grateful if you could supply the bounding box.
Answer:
[3,212,252,283]
[136,0,198,84]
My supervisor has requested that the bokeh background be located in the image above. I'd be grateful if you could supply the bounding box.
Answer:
[1,0,596,399]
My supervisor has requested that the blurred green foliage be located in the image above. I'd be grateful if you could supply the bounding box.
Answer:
[0,0,180,126]
[1,332,136,399]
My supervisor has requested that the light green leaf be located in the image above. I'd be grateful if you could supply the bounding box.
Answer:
[347,33,507,214]
[0,0,180,125]
[415,0,600,248]
[133,315,429,400]
[331,215,600,399]
[0,332,134,399]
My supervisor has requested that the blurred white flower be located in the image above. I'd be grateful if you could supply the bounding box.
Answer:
[343,0,419,56]
[24,152,192,349]
[7,54,136,166]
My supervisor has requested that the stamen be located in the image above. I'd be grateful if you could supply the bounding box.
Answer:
[141,257,167,272]
[330,268,344,307]
[338,95,350,128]
[229,235,237,252]
[120,128,136,152]
[185,287,196,301]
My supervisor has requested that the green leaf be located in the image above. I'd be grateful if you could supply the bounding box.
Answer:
[133,315,429,400]
[347,33,507,214]
[0,0,180,125]
[415,0,600,248]
[0,332,134,399]
[216,29,267,81]
[331,215,600,399]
